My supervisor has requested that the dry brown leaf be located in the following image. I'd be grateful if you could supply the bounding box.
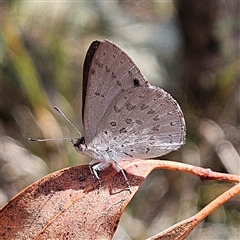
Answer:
[0,159,161,239]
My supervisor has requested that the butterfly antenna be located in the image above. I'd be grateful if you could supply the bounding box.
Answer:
[54,106,82,137]
[28,107,82,143]
[28,137,73,142]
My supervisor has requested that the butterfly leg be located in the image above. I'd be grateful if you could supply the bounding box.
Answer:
[89,160,131,193]
[89,164,102,192]
[112,161,132,193]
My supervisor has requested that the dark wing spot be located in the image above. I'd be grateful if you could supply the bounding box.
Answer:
[141,104,149,110]
[126,103,136,111]
[153,125,160,131]
[112,72,117,78]
[117,80,122,86]
[110,122,117,127]
[135,120,142,125]
[114,105,121,113]
[119,128,127,133]
[154,93,162,101]
[134,79,140,86]
[124,152,133,157]
[147,109,155,114]
[153,115,160,121]
[125,118,132,124]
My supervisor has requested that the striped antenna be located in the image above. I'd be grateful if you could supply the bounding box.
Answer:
[53,106,82,137]
[28,106,82,142]
[28,137,73,142]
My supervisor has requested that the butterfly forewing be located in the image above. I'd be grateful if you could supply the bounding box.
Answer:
[82,40,149,144]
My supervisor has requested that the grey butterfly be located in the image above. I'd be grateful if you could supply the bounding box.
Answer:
[72,40,186,191]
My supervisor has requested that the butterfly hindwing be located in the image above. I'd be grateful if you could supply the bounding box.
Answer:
[91,86,185,160]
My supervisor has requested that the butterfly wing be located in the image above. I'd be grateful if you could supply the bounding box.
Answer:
[91,86,185,160]
[82,40,150,144]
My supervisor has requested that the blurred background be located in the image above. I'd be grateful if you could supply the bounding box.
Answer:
[1,1,239,239]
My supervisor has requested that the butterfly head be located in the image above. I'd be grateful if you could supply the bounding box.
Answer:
[71,137,87,152]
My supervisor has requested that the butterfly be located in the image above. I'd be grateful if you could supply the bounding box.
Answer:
[72,40,186,191]
[30,40,186,192]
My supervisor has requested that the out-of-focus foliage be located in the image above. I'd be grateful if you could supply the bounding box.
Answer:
[0,1,239,239]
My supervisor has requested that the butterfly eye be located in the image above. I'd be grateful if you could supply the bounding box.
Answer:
[72,137,86,152]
